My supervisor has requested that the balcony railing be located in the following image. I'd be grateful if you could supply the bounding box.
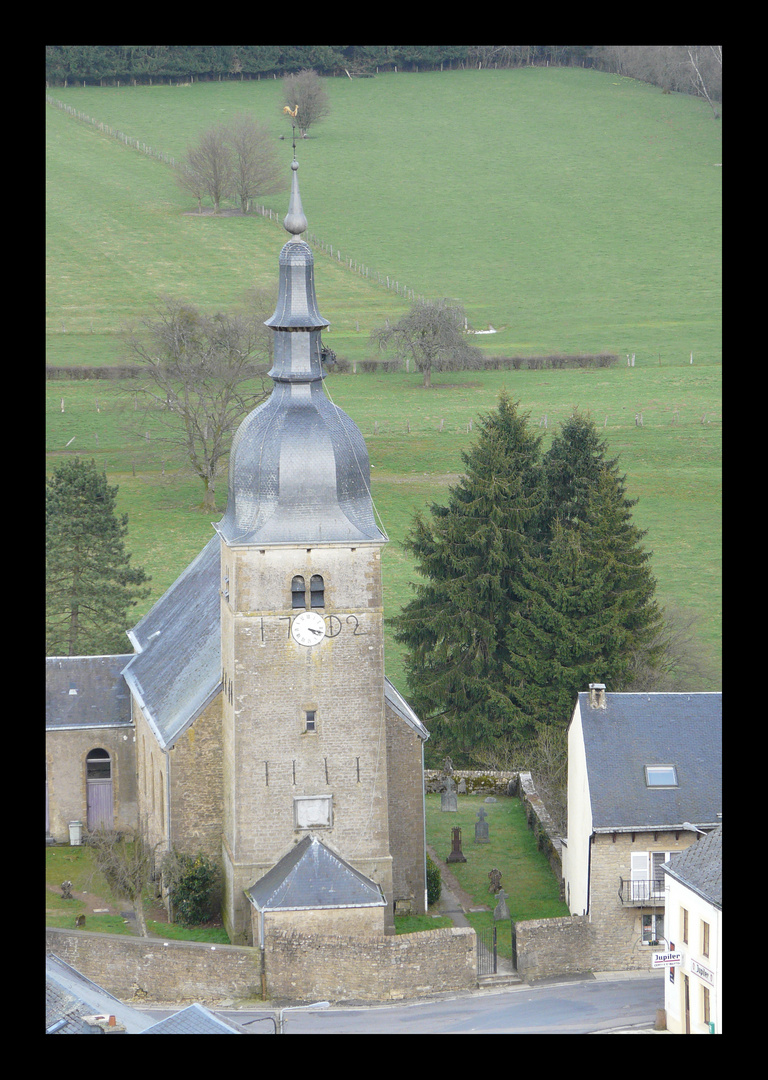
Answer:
[618,878,666,905]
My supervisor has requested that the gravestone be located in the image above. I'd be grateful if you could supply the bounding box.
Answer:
[61,880,73,900]
[457,778,467,795]
[488,868,503,894]
[474,807,490,844]
[441,775,458,812]
[493,888,511,921]
[446,826,466,863]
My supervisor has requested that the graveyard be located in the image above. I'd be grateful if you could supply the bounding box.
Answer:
[424,792,569,950]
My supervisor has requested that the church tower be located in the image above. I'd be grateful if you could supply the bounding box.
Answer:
[215,158,396,943]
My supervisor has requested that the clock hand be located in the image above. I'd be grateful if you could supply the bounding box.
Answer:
[308,626,324,635]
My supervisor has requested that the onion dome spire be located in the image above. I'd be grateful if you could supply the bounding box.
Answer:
[216,155,385,547]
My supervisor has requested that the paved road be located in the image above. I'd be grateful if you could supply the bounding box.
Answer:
[142,972,665,1034]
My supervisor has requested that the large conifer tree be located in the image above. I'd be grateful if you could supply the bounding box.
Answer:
[394,403,667,763]
[505,470,666,736]
[393,394,544,759]
[46,458,150,656]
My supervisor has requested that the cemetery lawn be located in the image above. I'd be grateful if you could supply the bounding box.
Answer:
[45,844,229,943]
[423,793,569,950]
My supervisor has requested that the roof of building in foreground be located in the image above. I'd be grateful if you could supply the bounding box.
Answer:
[576,690,722,832]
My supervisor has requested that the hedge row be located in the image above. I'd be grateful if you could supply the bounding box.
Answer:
[46,353,618,381]
[353,353,619,374]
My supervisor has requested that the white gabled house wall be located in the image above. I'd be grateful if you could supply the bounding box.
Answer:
[562,697,592,916]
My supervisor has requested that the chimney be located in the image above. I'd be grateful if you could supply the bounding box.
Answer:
[588,683,606,709]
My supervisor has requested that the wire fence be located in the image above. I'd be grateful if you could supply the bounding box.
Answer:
[46,94,427,305]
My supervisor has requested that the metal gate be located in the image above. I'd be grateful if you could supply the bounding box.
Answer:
[477,924,498,975]
[477,921,517,976]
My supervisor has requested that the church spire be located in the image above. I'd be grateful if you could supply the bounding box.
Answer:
[283,158,308,238]
[216,154,385,547]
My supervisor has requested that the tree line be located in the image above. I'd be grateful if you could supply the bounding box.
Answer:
[45,46,721,108]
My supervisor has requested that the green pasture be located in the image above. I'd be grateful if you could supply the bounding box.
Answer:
[46,67,721,363]
[46,68,721,695]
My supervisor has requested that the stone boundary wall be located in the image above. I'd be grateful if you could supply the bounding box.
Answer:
[424,769,517,795]
[46,924,477,1005]
[46,928,262,1004]
[515,771,564,885]
[265,925,477,1002]
[514,915,592,981]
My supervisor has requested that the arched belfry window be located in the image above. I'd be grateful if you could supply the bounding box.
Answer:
[292,574,326,609]
[291,575,306,609]
[310,575,325,609]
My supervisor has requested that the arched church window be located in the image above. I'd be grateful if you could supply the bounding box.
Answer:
[310,575,325,609]
[291,575,306,609]
[86,748,111,780]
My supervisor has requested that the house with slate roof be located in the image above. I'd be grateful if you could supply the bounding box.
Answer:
[46,154,430,949]
[561,684,721,971]
[46,655,136,838]
[662,825,722,1033]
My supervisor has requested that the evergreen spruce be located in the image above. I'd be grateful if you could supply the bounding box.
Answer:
[46,458,150,656]
[506,471,665,736]
[395,403,667,763]
[393,394,544,760]
[542,408,634,534]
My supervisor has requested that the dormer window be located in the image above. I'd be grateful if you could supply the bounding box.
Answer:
[645,765,678,787]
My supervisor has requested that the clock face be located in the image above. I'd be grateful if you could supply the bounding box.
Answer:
[291,610,326,646]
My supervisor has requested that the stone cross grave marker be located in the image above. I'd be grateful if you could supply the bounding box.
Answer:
[474,806,490,844]
[493,887,511,921]
[441,775,458,812]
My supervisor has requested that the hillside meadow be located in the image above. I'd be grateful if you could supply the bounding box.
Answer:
[46,67,721,699]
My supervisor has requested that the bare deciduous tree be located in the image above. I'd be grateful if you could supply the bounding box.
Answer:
[176,118,286,213]
[122,296,274,510]
[282,69,331,137]
[178,125,233,213]
[371,298,485,387]
[87,829,161,938]
[227,113,285,212]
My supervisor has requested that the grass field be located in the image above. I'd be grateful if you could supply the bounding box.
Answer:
[46,68,721,699]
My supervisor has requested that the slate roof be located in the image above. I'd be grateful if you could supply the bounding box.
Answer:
[384,677,429,742]
[46,954,152,1034]
[246,834,386,912]
[663,824,722,909]
[122,535,222,749]
[141,1002,247,1034]
[577,691,722,832]
[46,655,133,729]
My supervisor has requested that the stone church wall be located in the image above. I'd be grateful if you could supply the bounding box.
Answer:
[385,706,428,915]
[46,727,137,841]
[167,697,224,861]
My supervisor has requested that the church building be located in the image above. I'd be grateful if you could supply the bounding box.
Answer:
[47,157,429,945]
